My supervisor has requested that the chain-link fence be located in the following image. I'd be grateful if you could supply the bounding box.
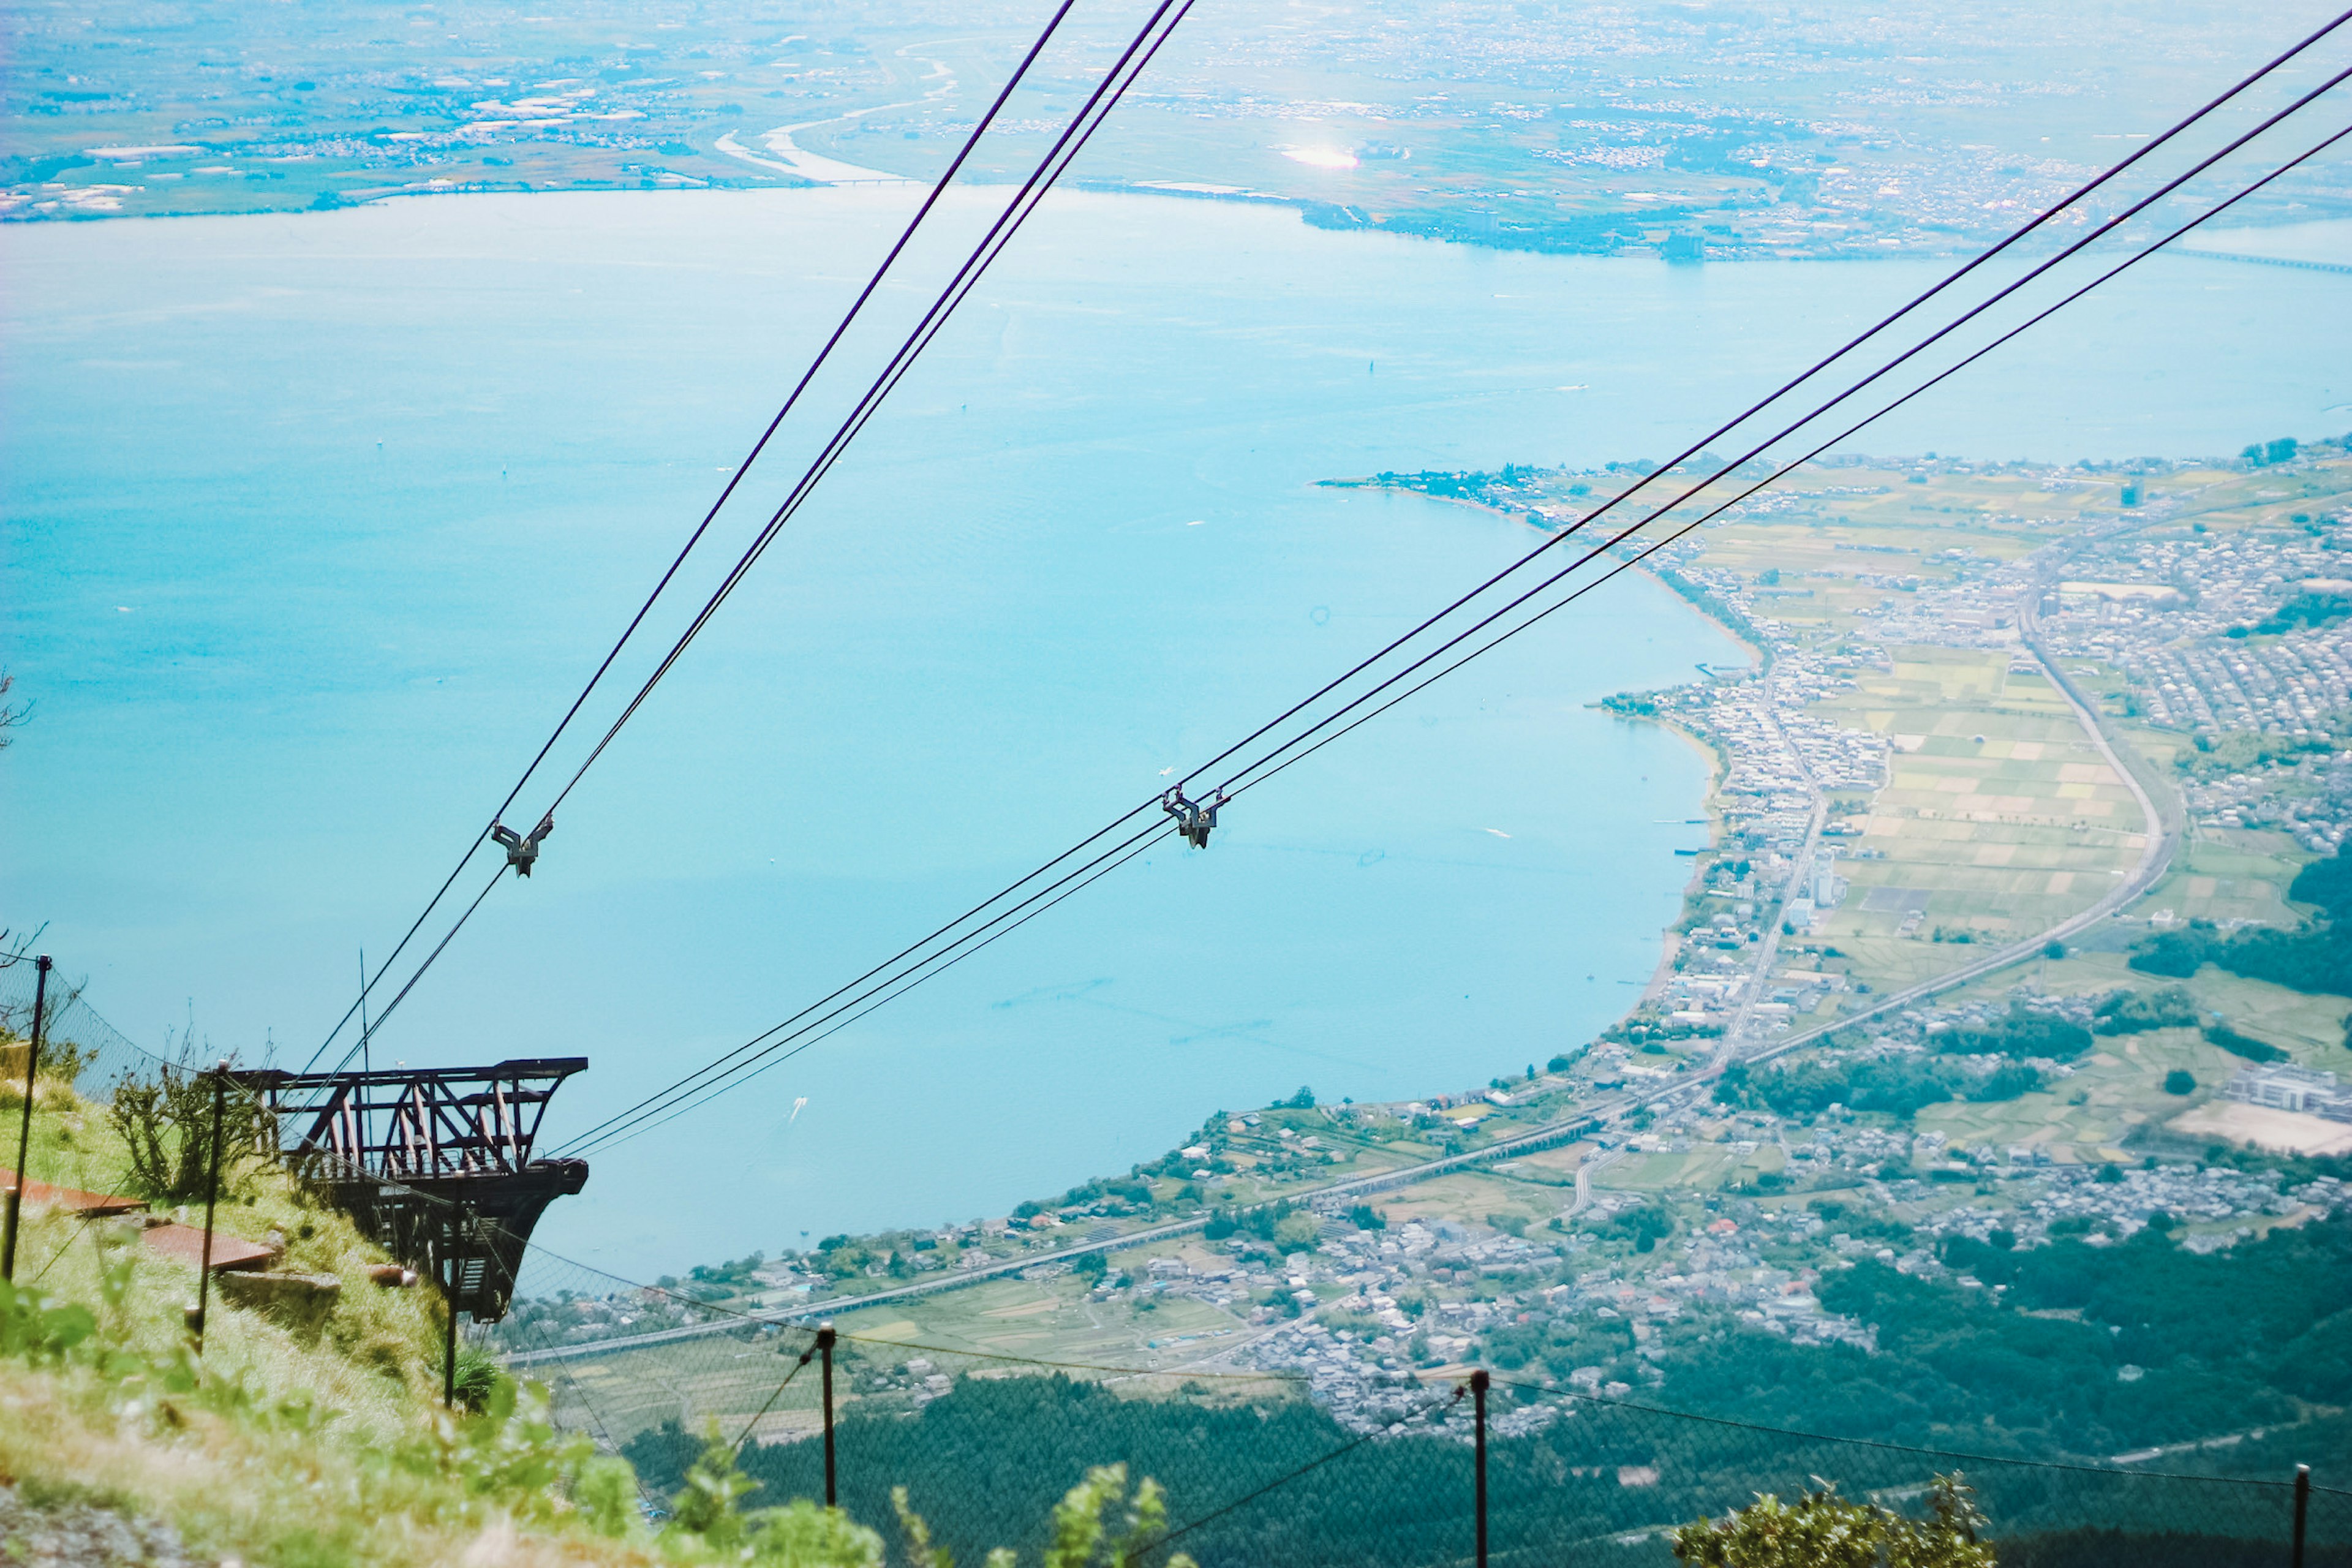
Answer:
[0,956,257,1232]
[486,1239,2352,1567]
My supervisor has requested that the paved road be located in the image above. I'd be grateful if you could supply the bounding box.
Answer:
[507,1093,1657,1367]
[1566,1148,1624,1217]
[1719,653,1831,1062]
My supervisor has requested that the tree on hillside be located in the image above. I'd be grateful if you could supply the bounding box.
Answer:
[1670,1474,1994,1568]
[2290,844,2352,920]
[0,669,26,750]
[668,1423,886,1565]
[889,1463,1198,1568]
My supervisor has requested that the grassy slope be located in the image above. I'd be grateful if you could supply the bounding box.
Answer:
[0,1077,664,1566]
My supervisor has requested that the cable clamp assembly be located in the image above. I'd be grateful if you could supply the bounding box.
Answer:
[490,812,555,878]
[1161,788,1226,849]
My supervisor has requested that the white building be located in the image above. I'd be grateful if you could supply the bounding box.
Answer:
[2225,1064,2352,1121]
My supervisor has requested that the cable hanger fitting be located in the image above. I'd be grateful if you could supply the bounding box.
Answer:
[490,812,554,877]
[1161,788,1226,849]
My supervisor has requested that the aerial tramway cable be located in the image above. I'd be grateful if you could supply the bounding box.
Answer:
[1194,55,2352,807]
[556,62,2352,1158]
[304,0,1085,1073]
[548,9,2352,1140]
[535,0,1197,822]
[568,823,1184,1154]
[1153,0,2352,814]
[330,4,2351,1072]
[311,0,1199,1071]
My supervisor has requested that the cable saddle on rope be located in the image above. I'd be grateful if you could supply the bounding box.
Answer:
[490,812,554,877]
[1161,788,1225,849]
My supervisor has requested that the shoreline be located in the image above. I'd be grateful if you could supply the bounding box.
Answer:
[36,193,2328,1281]
[1349,483,1753,1012]
[17,183,2341,295]
[0,178,1996,265]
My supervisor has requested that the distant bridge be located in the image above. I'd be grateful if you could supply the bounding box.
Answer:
[2171,247,2352,277]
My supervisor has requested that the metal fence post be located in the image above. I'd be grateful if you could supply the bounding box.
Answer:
[445,1202,471,1408]
[1,954,48,1283]
[2294,1463,2310,1568]
[1471,1368,1490,1568]
[819,1321,839,1507]
[191,1060,227,1354]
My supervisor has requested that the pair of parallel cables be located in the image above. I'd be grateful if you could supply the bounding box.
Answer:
[549,10,2352,1159]
[306,0,1203,1074]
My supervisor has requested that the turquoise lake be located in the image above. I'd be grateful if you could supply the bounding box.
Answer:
[5,189,2346,1273]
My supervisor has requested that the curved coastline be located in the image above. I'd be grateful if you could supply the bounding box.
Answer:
[1325,479,1760,1017]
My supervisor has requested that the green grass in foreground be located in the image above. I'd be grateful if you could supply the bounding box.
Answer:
[0,1071,662,1564]
[0,1078,1200,1567]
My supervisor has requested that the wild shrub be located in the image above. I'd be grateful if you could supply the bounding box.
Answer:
[104,1066,268,1203]
[1672,1474,1993,1567]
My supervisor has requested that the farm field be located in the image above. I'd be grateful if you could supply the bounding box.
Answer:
[1822,651,2145,958]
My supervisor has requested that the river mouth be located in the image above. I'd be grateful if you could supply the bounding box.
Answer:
[6,187,2344,1272]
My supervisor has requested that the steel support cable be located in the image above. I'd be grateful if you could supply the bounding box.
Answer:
[318,0,1193,1080]
[545,9,1207,1158]
[529,19,2352,1150]
[1195,59,2352,807]
[1219,111,2352,809]
[730,1343,819,1457]
[559,818,1179,1158]
[486,1225,1305,1384]
[300,0,1085,1077]
[542,1354,658,1505]
[538,0,1194,823]
[830,1323,1306,1383]
[552,74,2352,1156]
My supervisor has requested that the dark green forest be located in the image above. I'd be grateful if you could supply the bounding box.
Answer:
[1716,1052,2040,1118]
[2128,845,2352,1006]
[621,1217,2352,1567]
[2132,919,2352,999]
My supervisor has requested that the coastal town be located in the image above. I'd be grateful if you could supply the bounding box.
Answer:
[503,1048,2348,1449]
[486,436,2352,1463]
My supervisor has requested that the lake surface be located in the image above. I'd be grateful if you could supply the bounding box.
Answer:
[5,190,2346,1273]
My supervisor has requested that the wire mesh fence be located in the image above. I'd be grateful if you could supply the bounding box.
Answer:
[0,957,254,1224]
[6,962,2346,1566]
[485,1239,2352,1567]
